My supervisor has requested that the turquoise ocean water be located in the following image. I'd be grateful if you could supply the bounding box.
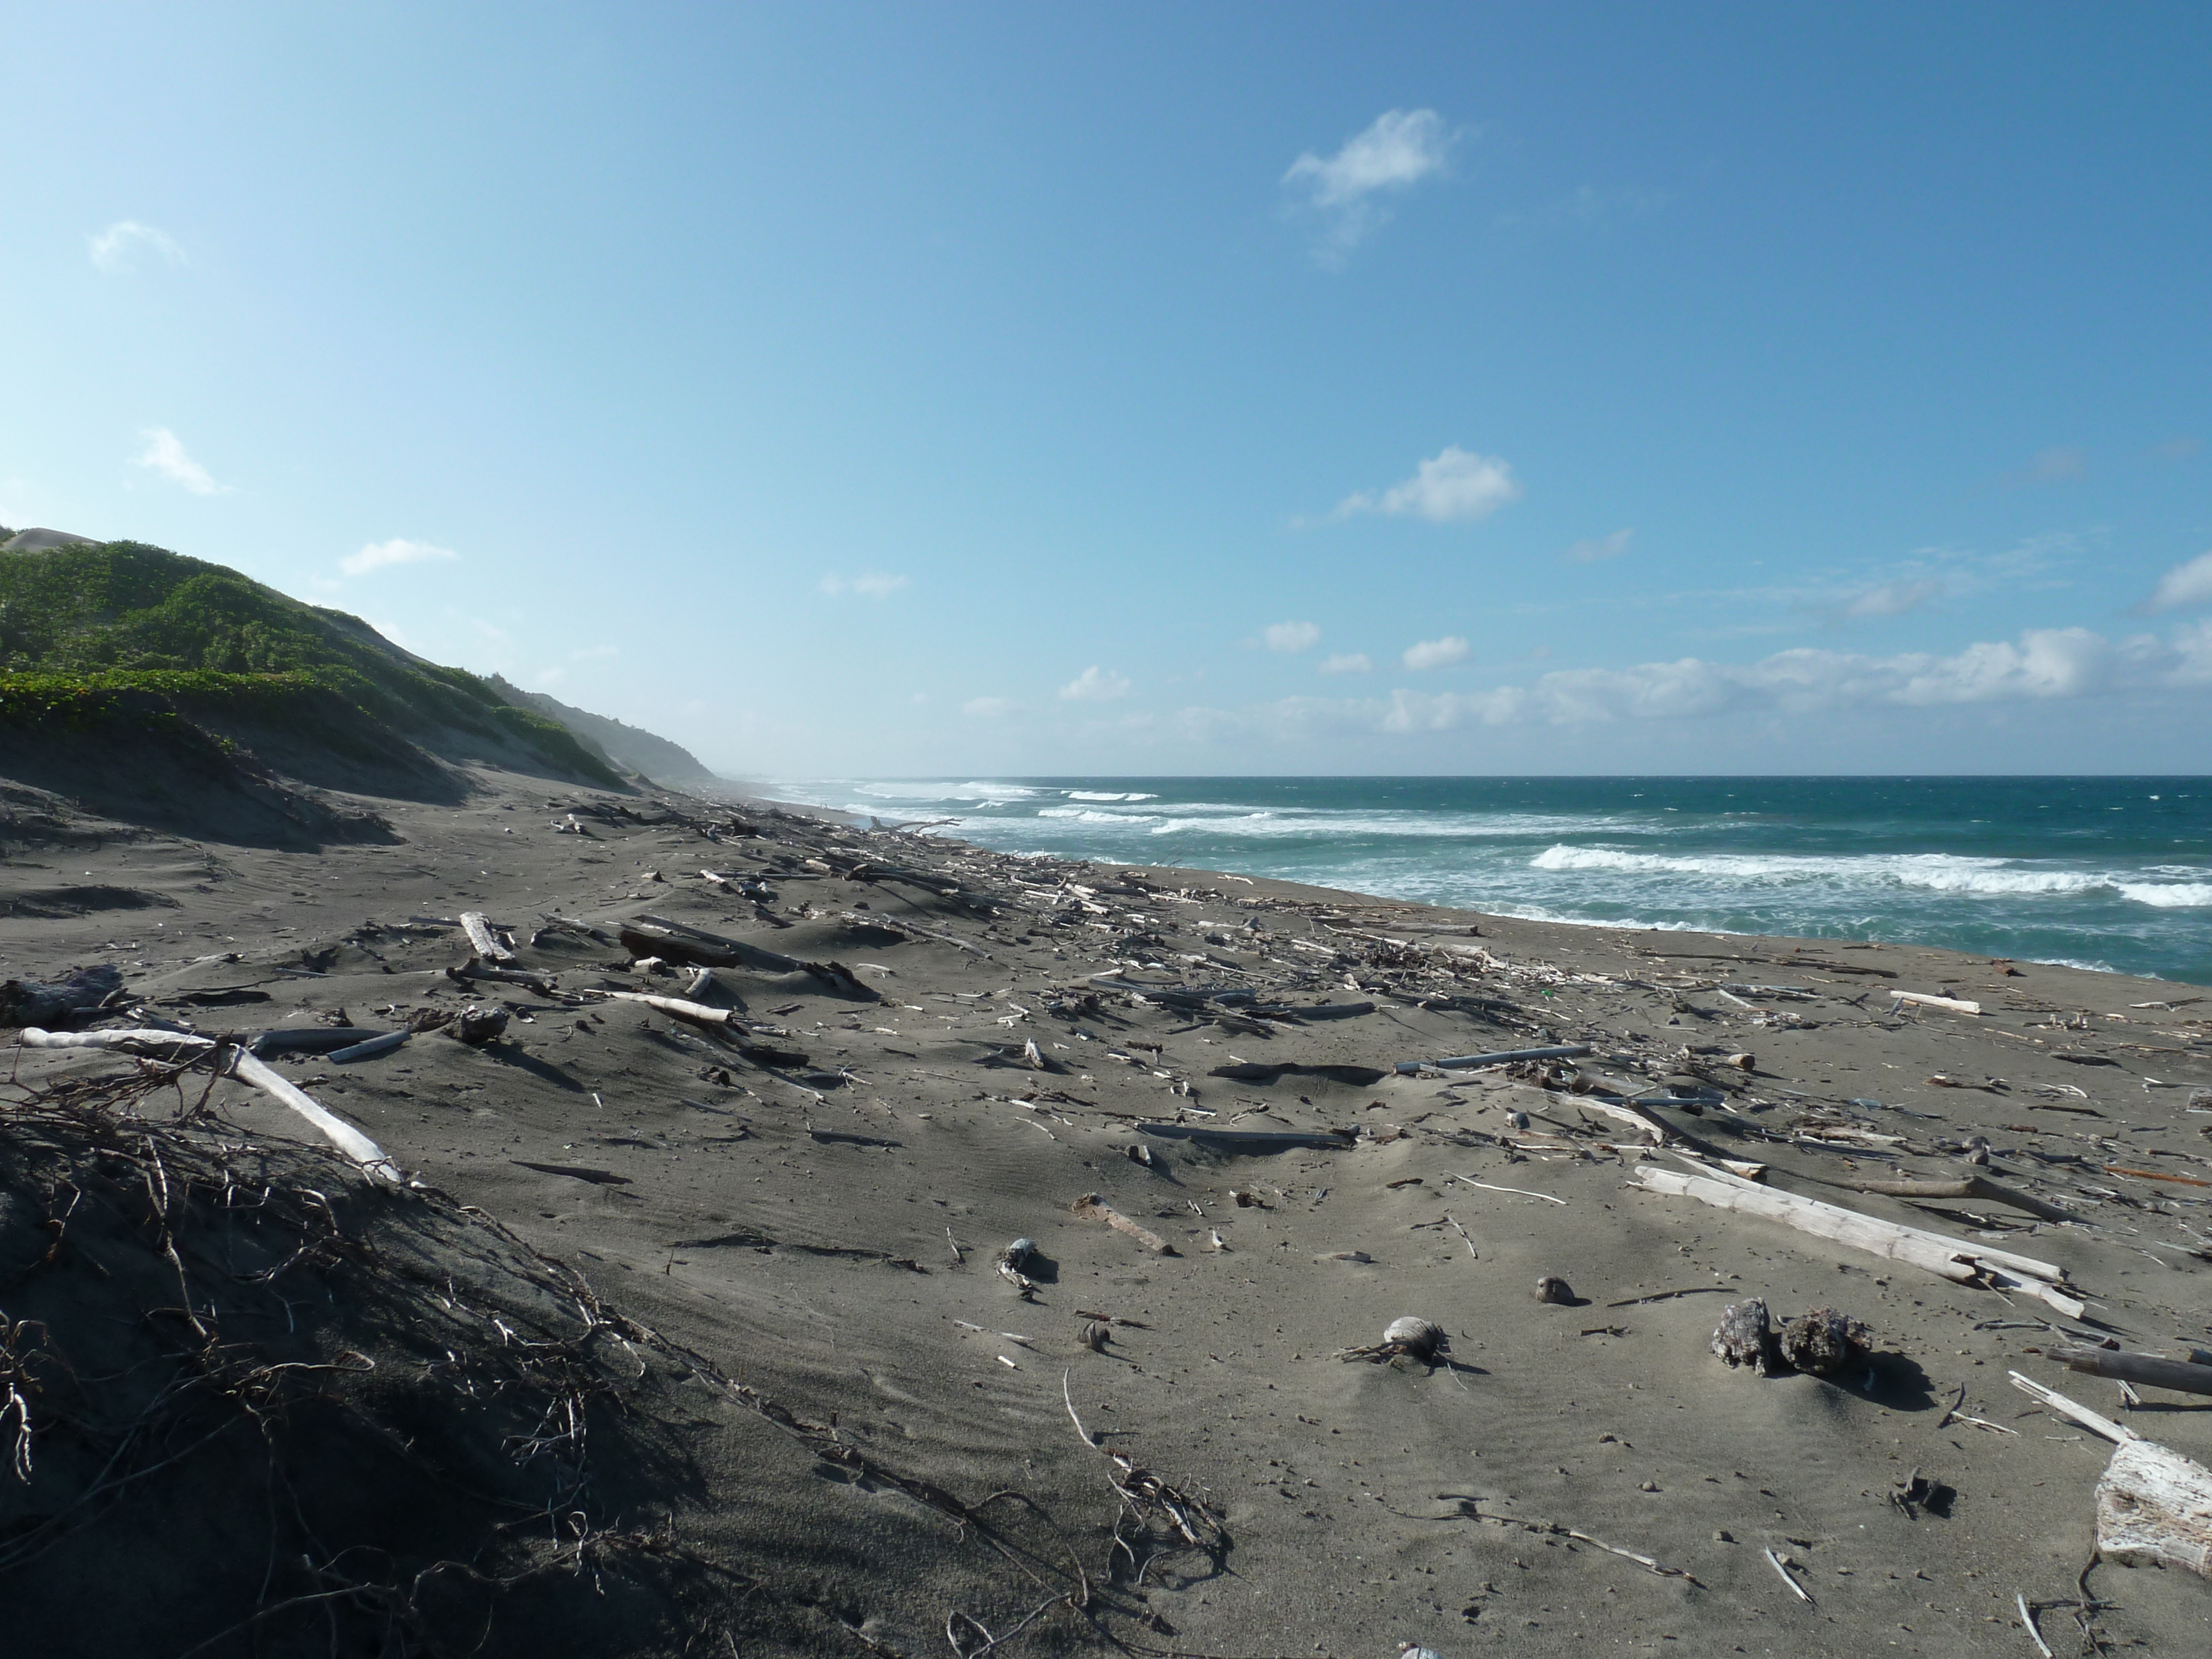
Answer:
[763,777,2212,985]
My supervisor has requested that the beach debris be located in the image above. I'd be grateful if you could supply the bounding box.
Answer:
[512,1160,632,1186]
[458,910,516,963]
[1633,1165,2084,1316]
[1391,1042,1593,1077]
[251,1025,395,1056]
[1813,1171,2077,1223]
[2010,1371,2212,1578]
[2053,1346,2212,1399]
[1890,989,1981,1015]
[1079,1320,1112,1353]
[327,1029,409,1063]
[1534,1275,1574,1305]
[19,1026,402,1182]
[0,964,126,1029]
[1777,1307,1870,1378]
[1450,1173,1567,1206]
[1711,1298,1775,1373]
[1764,1547,1814,1605]
[1338,1316,1449,1365]
[994,1238,1040,1298]
[452,1004,509,1045]
[622,915,878,1000]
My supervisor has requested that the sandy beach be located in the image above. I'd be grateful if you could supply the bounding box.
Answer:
[6,763,2212,1657]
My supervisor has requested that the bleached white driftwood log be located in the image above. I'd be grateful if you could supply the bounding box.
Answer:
[19,1027,399,1182]
[2008,1371,2212,1577]
[1890,989,1981,1015]
[1634,1165,2083,1315]
[460,911,516,963]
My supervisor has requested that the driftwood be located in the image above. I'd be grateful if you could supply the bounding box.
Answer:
[1890,989,1981,1015]
[1711,1298,1773,1372]
[2008,1372,2212,1577]
[1807,1171,2077,1224]
[1634,1165,2084,1316]
[459,910,516,963]
[1778,1307,1870,1377]
[1136,1123,1354,1151]
[2055,1347,2212,1399]
[251,1026,394,1055]
[624,916,877,999]
[327,1029,409,1063]
[1393,1043,1593,1076]
[21,1027,401,1181]
[1071,1193,1176,1255]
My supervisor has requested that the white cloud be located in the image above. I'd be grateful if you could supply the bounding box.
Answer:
[1059,665,1132,702]
[1130,622,2212,749]
[1283,108,1452,259]
[963,696,1019,719]
[1264,620,1321,653]
[132,428,228,495]
[1840,578,1945,619]
[90,220,185,274]
[341,538,459,577]
[819,572,910,599]
[1336,446,1521,524]
[1563,528,1633,563]
[2010,446,2086,485]
[1402,635,1469,671]
[2146,550,2212,613]
[1319,653,1372,674]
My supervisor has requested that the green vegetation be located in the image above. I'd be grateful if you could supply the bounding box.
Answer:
[0,541,625,789]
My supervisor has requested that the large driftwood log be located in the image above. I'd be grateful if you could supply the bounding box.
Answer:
[1811,1172,2077,1224]
[2008,1371,2212,1578]
[1890,989,1980,1015]
[459,910,516,963]
[624,916,877,999]
[2056,1347,2212,1399]
[1634,1166,2083,1316]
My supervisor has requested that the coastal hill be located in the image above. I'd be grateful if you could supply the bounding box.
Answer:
[0,533,707,841]
[489,674,721,787]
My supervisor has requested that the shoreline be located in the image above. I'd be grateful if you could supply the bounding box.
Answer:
[7,764,2212,1655]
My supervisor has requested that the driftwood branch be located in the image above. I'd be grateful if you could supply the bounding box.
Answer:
[1071,1194,1176,1256]
[459,910,516,963]
[1807,1172,2077,1224]
[2055,1347,2212,1399]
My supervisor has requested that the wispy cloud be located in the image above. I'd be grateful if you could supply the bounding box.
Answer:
[1059,665,1132,702]
[963,696,1019,719]
[1402,635,1469,670]
[341,538,458,577]
[1283,108,1453,262]
[819,572,910,599]
[1839,578,1945,620]
[132,428,227,495]
[1335,446,1521,525]
[90,220,185,274]
[1563,528,1633,563]
[1263,620,1321,653]
[1141,621,2212,745]
[2010,446,2087,486]
[2153,436,2201,462]
[2145,550,2212,613]
[1319,653,1372,674]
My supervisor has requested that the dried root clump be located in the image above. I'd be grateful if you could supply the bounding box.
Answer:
[1533,1275,1573,1305]
[995,1237,1040,1298]
[1710,1297,1774,1374]
[1339,1316,1449,1365]
[1778,1307,1872,1378]
[451,1004,509,1045]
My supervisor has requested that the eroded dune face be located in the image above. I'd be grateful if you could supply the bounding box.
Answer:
[5,768,2210,1656]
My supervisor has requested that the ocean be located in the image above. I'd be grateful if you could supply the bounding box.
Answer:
[763,776,2212,985]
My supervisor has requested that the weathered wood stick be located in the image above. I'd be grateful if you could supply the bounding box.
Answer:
[1815,1172,2077,1223]
[1394,1043,1593,1076]
[1890,989,1981,1015]
[2008,1369,2132,1442]
[1071,1193,1176,1255]
[460,910,516,963]
[1635,1166,2083,1315]
[327,1030,409,1063]
[601,989,742,1027]
[2008,1373,2212,1577]
[2056,1347,2212,1398]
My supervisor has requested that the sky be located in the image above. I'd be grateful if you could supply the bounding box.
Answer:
[4,2,2210,779]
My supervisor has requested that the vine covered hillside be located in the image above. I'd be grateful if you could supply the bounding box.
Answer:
[0,539,625,790]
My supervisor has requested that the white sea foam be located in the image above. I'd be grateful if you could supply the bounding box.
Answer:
[2115,882,2212,908]
[1066,790,1157,801]
[1527,844,2205,905]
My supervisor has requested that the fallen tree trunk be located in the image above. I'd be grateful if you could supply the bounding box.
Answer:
[2056,1347,2212,1398]
[623,917,877,1000]
[1634,1165,2083,1316]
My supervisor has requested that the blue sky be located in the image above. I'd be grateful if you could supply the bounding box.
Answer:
[4,3,2210,778]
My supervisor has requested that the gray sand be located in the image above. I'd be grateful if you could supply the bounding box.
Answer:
[5,766,2210,1656]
